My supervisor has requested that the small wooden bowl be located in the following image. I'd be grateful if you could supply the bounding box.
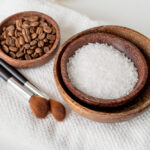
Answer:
[54,25,150,122]
[0,11,60,68]
[60,32,148,108]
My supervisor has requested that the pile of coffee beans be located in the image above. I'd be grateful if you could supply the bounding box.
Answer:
[0,16,56,60]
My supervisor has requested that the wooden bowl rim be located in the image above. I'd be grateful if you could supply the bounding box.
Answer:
[54,25,150,122]
[0,11,60,68]
[60,32,148,108]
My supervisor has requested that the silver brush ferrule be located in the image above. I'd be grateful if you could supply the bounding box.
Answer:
[24,82,49,99]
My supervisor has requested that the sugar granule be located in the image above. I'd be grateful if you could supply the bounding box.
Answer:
[67,43,138,99]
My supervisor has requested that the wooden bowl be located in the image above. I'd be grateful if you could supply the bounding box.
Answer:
[60,32,148,108]
[0,11,60,68]
[54,25,150,122]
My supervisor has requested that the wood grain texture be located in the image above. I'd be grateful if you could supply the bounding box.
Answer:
[0,11,60,68]
[60,32,148,108]
[54,25,150,122]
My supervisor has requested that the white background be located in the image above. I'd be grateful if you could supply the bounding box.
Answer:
[0,0,149,149]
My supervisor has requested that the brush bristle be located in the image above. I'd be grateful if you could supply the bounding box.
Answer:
[29,95,49,118]
[50,100,66,121]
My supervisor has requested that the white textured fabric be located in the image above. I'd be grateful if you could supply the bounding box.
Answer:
[0,0,150,150]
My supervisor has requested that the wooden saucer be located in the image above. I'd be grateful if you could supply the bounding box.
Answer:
[0,11,60,68]
[60,32,148,108]
[54,25,150,122]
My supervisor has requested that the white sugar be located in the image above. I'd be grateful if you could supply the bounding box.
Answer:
[67,43,138,99]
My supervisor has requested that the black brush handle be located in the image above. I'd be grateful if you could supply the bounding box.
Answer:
[0,59,27,84]
[0,66,12,81]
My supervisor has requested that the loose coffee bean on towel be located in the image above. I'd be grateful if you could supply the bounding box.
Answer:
[0,16,56,60]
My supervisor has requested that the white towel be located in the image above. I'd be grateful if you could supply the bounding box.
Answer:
[0,0,150,150]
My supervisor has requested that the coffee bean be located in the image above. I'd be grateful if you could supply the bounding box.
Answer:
[31,33,37,39]
[44,46,49,53]
[9,46,18,52]
[35,48,42,53]
[30,40,37,46]
[16,51,24,58]
[8,30,14,37]
[19,36,25,45]
[16,19,22,31]
[15,38,20,48]
[30,21,39,27]
[3,45,9,53]
[36,27,43,35]
[24,44,30,49]
[9,52,16,58]
[43,26,52,33]
[25,54,32,60]
[38,41,44,47]
[27,49,34,55]
[47,34,56,41]
[28,16,39,22]
[31,52,38,58]
[38,33,45,40]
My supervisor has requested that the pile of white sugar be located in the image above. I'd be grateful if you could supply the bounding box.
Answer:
[67,43,138,99]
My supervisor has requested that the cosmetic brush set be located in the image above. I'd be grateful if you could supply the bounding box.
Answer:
[0,58,66,121]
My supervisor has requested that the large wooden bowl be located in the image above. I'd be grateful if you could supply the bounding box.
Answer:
[54,25,150,122]
[0,11,60,68]
[60,32,148,108]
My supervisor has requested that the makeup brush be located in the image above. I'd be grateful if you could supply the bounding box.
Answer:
[0,66,49,118]
[0,59,66,121]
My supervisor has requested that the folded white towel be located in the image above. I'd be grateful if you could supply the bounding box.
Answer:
[0,0,150,150]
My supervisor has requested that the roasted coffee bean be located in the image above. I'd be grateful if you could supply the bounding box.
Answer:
[8,30,14,37]
[16,51,24,58]
[44,46,49,53]
[47,34,56,41]
[38,41,44,47]
[51,27,56,34]
[40,21,48,27]
[30,21,39,27]
[16,19,22,30]
[30,40,37,46]
[28,16,39,22]
[25,54,32,60]
[36,27,43,34]
[9,52,16,58]
[31,52,38,58]
[35,48,42,53]
[22,29,31,43]
[15,38,20,48]
[27,49,34,55]
[19,36,25,45]
[9,46,18,52]
[3,45,9,53]
[38,33,45,40]
[30,27,35,34]
[24,44,30,49]
[31,33,37,39]
[43,26,52,33]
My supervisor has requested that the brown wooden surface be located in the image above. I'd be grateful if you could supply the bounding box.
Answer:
[60,32,148,108]
[54,25,150,122]
[0,11,60,68]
